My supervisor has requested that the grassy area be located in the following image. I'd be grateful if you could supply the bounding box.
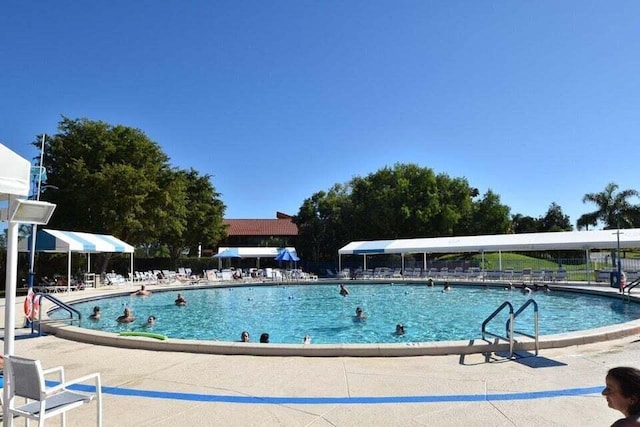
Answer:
[442,252,614,282]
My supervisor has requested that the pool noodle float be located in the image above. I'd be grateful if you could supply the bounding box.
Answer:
[119,331,167,340]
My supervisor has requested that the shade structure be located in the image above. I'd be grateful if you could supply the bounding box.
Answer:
[0,143,31,199]
[213,247,241,258]
[18,229,135,293]
[213,247,298,269]
[1,143,38,423]
[20,229,135,253]
[275,248,300,262]
[339,229,640,255]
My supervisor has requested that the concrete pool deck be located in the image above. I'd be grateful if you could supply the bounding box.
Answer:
[2,282,640,426]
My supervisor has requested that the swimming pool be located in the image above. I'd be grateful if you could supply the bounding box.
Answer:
[52,283,640,345]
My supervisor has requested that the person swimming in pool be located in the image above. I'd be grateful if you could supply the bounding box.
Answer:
[259,332,270,343]
[132,284,151,296]
[116,307,135,323]
[395,323,405,335]
[339,284,350,296]
[355,306,366,320]
[145,315,157,326]
[442,282,452,292]
[303,334,312,344]
[175,293,187,306]
[89,306,101,320]
[240,331,250,342]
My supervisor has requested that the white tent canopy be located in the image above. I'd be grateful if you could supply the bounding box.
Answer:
[1,143,35,406]
[18,229,135,292]
[19,229,135,253]
[215,247,297,258]
[338,229,640,272]
[0,143,31,199]
[214,247,298,269]
[339,229,640,256]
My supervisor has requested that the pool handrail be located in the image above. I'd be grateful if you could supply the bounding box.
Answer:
[506,299,539,356]
[625,277,640,300]
[481,301,514,357]
[37,293,82,335]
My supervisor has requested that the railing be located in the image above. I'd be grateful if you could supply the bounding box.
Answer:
[482,299,539,358]
[506,299,539,356]
[481,301,515,357]
[35,293,82,336]
[625,277,640,301]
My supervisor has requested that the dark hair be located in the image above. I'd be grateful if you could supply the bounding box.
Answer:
[259,333,269,343]
[608,367,640,415]
[93,306,100,312]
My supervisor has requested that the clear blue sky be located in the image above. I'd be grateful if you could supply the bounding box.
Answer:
[3,2,639,226]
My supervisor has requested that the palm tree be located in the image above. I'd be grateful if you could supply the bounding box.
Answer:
[578,182,639,230]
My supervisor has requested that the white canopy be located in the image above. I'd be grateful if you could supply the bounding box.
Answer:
[215,247,298,258]
[339,229,640,255]
[19,229,134,253]
[214,247,298,269]
[18,229,135,293]
[1,144,33,399]
[0,143,31,199]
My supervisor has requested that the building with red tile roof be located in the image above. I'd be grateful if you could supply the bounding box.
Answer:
[217,212,298,248]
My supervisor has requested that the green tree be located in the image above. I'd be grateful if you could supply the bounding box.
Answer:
[160,169,226,266]
[294,184,353,263]
[294,163,512,263]
[463,189,511,235]
[511,213,540,233]
[36,117,226,273]
[579,182,640,230]
[349,164,473,239]
[539,202,573,232]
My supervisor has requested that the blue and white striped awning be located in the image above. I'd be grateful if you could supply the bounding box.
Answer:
[20,229,134,253]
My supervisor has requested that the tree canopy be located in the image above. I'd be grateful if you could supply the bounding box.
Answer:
[36,117,226,269]
[578,182,640,230]
[294,163,512,262]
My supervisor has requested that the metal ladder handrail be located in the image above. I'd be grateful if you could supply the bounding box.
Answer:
[35,293,82,335]
[625,277,640,300]
[506,299,539,356]
[481,301,515,357]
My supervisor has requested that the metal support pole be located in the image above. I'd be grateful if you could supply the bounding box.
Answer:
[27,134,46,289]
[616,228,622,292]
[3,207,19,427]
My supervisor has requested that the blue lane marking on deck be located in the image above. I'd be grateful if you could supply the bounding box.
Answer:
[56,383,603,405]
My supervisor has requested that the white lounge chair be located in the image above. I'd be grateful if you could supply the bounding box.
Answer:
[3,354,103,426]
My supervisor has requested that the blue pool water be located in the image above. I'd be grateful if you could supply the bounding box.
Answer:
[54,284,640,344]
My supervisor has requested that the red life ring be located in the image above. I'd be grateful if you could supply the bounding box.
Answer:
[23,290,40,321]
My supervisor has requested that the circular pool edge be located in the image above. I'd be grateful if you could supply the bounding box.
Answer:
[39,281,640,357]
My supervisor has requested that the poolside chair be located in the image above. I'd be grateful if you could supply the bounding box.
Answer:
[554,269,568,283]
[3,354,102,426]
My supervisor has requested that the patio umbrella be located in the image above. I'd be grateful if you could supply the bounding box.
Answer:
[213,248,241,268]
[275,248,300,269]
[214,248,240,258]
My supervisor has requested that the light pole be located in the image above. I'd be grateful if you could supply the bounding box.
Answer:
[27,134,48,289]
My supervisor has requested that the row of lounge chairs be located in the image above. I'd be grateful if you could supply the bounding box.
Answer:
[331,267,570,282]
[205,268,318,282]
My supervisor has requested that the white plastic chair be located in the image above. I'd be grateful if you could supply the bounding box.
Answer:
[3,355,102,426]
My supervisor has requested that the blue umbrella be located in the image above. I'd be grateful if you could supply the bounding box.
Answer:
[213,248,241,269]
[275,248,300,270]
[275,249,299,262]
[213,248,240,258]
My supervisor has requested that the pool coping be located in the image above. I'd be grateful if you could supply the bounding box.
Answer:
[39,281,640,357]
